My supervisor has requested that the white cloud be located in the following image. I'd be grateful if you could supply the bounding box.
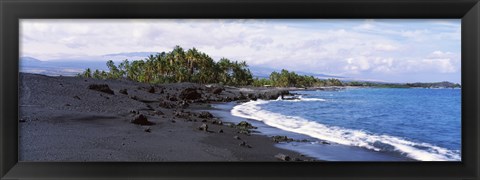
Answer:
[429,51,455,58]
[374,43,398,51]
[20,19,461,83]
[354,19,376,30]
[400,29,430,39]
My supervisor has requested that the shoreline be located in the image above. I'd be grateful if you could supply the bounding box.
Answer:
[207,101,414,161]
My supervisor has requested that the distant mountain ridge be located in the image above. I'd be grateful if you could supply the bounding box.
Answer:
[20,57,108,76]
[21,56,42,63]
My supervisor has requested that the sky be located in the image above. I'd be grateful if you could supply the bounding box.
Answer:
[20,19,461,83]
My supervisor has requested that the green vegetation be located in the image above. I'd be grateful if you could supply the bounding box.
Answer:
[252,69,342,87]
[405,81,461,88]
[78,46,253,86]
[346,81,410,88]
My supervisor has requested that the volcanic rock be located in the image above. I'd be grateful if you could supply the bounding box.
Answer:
[237,121,256,129]
[274,153,290,161]
[119,89,128,95]
[179,88,202,100]
[211,87,223,94]
[272,135,294,143]
[130,114,155,125]
[198,111,214,119]
[148,86,155,93]
[88,84,114,95]
[198,123,208,131]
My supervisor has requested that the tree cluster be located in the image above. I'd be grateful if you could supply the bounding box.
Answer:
[79,46,347,88]
[252,69,343,88]
[79,46,253,86]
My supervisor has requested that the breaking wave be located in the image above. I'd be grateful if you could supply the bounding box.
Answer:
[231,100,461,161]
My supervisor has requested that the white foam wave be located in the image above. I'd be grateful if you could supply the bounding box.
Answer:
[298,96,326,102]
[276,95,326,102]
[231,100,461,161]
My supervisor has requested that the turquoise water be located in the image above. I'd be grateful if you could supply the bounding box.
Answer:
[231,88,461,161]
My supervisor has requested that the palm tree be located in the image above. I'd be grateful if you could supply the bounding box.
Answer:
[93,69,101,79]
[83,68,92,78]
[196,53,216,84]
[217,58,233,84]
[106,60,121,79]
[186,48,201,81]
[269,71,280,86]
[118,59,130,78]
[172,45,186,65]
[144,58,156,83]
[153,52,168,83]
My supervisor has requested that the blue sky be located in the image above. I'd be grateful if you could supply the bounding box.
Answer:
[20,19,461,83]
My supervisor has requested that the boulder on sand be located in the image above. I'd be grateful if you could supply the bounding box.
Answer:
[144,127,151,132]
[159,101,177,109]
[174,110,192,118]
[237,129,251,135]
[130,114,155,125]
[119,89,128,95]
[206,84,224,94]
[129,109,139,114]
[274,153,291,161]
[272,135,294,143]
[198,123,208,131]
[179,100,189,108]
[148,86,155,93]
[152,110,164,116]
[88,84,114,95]
[237,121,256,129]
[179,88,202,100]
[211,87,223,94]
[236,121,256,135]
[212,120,223,125]
[198,111,214,119]
[239,141,252,148]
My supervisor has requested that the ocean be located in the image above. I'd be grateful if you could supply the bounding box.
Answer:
[226,88,461,161]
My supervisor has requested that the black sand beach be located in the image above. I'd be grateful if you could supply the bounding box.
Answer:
[19,73,313,161]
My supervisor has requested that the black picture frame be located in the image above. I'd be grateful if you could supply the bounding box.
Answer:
[1,0,479,179]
